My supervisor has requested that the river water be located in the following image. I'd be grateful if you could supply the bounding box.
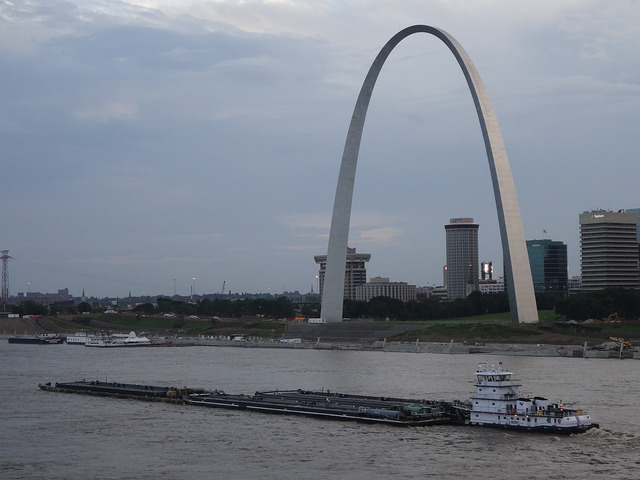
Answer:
[1,342,639,479]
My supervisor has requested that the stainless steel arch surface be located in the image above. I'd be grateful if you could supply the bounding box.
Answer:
[320,25,537,323]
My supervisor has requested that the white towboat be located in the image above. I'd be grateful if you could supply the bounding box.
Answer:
[455,362,598,434]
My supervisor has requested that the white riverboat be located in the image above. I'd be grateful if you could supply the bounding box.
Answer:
[86,331,151,347]
[66,332,88,345]
[455,362,598,434]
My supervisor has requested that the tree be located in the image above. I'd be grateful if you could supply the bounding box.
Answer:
[157,297,196,315]
[12,300,48,316]
[343,299,368,319]
[367,296,403,320]
[133,303,155,315]
[77,302,92,314]
[555,295,606,321]
[535,292,557,311]
[301,303,319,318]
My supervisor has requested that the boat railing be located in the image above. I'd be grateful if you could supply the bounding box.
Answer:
[452,401,471,411]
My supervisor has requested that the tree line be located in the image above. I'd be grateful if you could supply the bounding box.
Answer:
[10,287,639,322]
[140,296,297,319]
[345,288,639,321]
[342,291,511,320]
[553,288,640,321]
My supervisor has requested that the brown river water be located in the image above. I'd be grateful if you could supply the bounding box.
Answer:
[1,342,639,479]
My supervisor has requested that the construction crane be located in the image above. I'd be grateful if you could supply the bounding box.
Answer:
[1,250,10,312]
[609,337,631,349]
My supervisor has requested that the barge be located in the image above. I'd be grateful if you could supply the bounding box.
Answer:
[39,381,450,426]
[38,363,599,433]
[9,334,64,345]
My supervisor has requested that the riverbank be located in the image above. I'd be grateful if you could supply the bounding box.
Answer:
[127,335,638,359]
[2,314,638,359]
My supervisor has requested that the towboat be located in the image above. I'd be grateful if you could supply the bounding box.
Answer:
[453,362,598,434]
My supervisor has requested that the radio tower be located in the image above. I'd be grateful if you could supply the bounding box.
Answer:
[1,250,10,312]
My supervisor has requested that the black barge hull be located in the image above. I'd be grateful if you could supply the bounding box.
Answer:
[9,337,64,344]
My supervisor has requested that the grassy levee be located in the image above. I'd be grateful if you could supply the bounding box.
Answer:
[5,309,638,345]
[383,310,639,344]
[36,313,287,339]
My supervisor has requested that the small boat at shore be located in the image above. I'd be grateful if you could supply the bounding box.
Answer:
[451,362,598,433]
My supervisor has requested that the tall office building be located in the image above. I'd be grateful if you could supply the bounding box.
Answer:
[445,218,479,300]
[579,210,639,291]
[526,239,568,296]
[314,247,371,301]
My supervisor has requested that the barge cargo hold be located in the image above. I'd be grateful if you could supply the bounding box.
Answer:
[185,390,451,426]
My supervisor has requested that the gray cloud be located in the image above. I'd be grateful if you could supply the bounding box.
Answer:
[1,0,637,297]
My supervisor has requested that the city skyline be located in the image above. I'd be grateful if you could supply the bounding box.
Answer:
[8,206,636,301]
[1,1,638,298]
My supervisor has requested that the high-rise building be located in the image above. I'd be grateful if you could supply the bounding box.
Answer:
[481,261,493,280]
[445,218,479,300]
[579,210,639,291]
[526,239,568,296]
[314,247,371,301]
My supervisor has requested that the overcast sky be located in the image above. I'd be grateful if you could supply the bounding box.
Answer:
[1,0,638,298]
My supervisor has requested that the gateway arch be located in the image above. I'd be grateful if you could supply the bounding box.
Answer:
[320,25,538,324]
